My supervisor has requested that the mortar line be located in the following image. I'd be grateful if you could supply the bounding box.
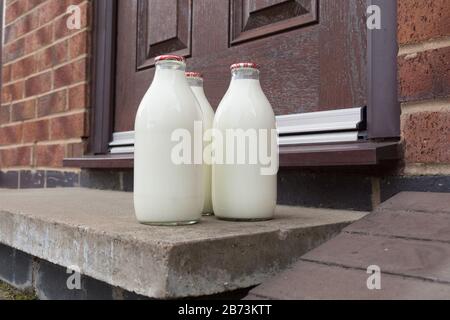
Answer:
[300,258,450,286]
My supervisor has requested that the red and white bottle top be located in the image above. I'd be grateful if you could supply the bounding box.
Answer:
[185,72,203,79]
[230,62,259,71]
[155,55,185,63]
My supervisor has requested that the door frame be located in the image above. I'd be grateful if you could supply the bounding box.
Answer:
[90,0,118,154]
[0,0,4,92]
[87,0,400,157]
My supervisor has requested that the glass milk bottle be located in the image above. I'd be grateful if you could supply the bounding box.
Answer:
[134,55,203,225]
[186,72,215,215]
[212,63,279,221]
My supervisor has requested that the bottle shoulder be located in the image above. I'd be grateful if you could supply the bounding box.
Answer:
[135,84,202,129]
[196,94,215,121]
[139,82,200,109]
[215,85,275,127]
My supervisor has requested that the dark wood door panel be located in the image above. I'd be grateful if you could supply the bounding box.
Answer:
[116,0,192,132]
[318,0,367,110]
[231,0,318,44]
[136,0,192,70]
[190,0,366,114]
[189,23,321,115]
[250,0,290,11]
[115,0,367,133]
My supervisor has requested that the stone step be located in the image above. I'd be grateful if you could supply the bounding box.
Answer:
[0,188,365,299]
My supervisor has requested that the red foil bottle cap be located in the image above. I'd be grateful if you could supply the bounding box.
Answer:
[230,62,259,71]
[155,55,185,63]
[185,72,203,79]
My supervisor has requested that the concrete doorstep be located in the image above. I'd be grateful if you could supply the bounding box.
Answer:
[0,188,365,299]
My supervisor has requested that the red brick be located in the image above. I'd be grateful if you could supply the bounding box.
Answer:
[2,81,25,103]
[398,0,450,45]
[25,71,52,97]
[69,30,89,59]
[402,111,450,163]
[399,47,450,102]
[38,0,82,26]
[24,24,53,54]
[50,112,86,140]
[0,146,32,167]
[11,99,36,122]
[10,54,38,81]
[53,58,88,89]
[38,0,66,26]
[2,64,12,84]
[68,83,88,110]
[3,38,25,63]
[37,90,67,117]
[27,0,47,11]
[37,40,68,71]
[66,141,87,158]
[22,119,50,143]
[5,0,28,25]
[0,124,23,145]
[0,105,11,125]
[4,10,40,44]
[54,1,89,40]
[35,143,65,167]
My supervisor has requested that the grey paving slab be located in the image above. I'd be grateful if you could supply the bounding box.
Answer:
[379,192,450,214]
[0,188,365,299]
[248,261,450,300]
[302,233,450,283]
[344,209,450,242]
[248,192,450,300]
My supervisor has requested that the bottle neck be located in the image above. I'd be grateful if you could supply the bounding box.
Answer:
[187,77,204,88]
[231,68,260,81]
[228,68,262,93]
[153,61,187,84]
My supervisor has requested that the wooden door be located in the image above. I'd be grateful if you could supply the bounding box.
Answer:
[114,0,367,133]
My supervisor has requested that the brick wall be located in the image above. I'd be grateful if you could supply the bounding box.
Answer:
[0,0,90,188]
[398,0,450,176]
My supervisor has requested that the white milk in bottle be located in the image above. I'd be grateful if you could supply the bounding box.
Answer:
[212,63,279,221]
[186,72,215,215]
[134,55,204,225]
